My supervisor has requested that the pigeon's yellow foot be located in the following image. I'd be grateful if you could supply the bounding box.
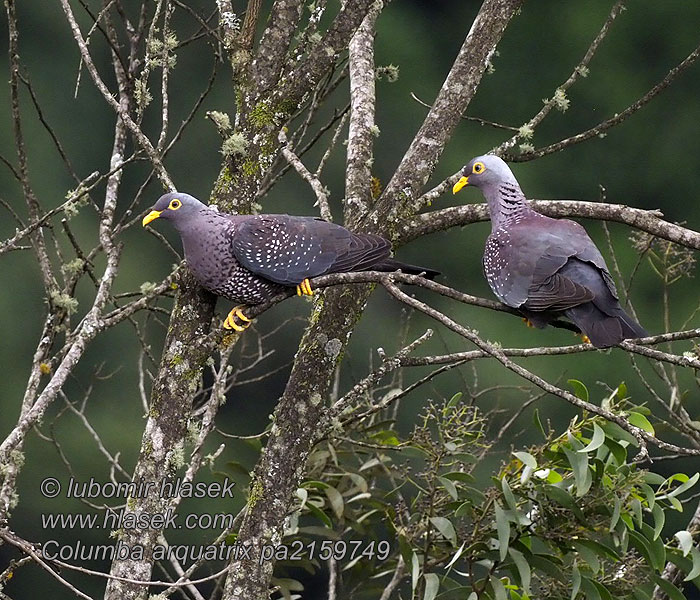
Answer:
[522,317,535,328]
[296,278,314,297]
[580,334,591,344]
[223,306,252,331]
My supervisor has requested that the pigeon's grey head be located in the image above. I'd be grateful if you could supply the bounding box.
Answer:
[142,193,207,228]
[452,154,517,194]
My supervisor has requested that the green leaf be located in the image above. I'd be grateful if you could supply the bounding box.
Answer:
[600,421,639,447]
[306,502,332,528]
[546,470,563,484]
[630,498,643,527]
[629,529,665,571]
[603,437,627,465]
[324,486,344,519]
[371,429,401,446]
[445,542,466,570]
[590,580,614,600]
[533,409,546,438]
[508,547,531,595]
[674,530,693,557]
[568,379,589,401]
[581,578,611,600]
[494,502,511,562]
[447,392,463,408]
[490,575,508,600]
[571,565,581,600]
[579,423,605,453]
[430,517,457,546]
[642,471,666,485]
[271,577,304,593]
[514,451,537,484]
[345,472,368,493]
[579,575,602,600]
[513,451,537,469]
[563,448,592,496]
[423,573,440,600]
[591,458,605,489]
[398,535,413,567]
[502,478,518,513]
[664,472,699,499]
[411,552,420,593]
[652,504,665,540]
[438,476,459,501]
[628,530,652,566]
[576,538,620,562]
[302,480,330,489]
[609,496,621,531]
[452,452,478,463]
[544,485,585,521]
[529,555,566,582]
[641,522,667,570]
[620,512,635,531]
[652,575,686,600]
[455,501,472,518]
[617,382,628,399]
[442,471,476,483]
[640,483,656,510]
[463,486,486,504]
[627,412,655,434]
[685,547,700,581]
[573,542,600,574]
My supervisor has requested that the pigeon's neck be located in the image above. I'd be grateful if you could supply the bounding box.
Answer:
[176,209,229,261]
[483,181,532,230]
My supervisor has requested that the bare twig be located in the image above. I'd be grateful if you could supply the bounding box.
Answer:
[495,0,628,155]
[505,41,700,161]
[278,129,332,221]
[58,0,174,190]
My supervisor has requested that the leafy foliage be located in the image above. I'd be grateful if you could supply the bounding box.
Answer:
[259,388,700,599]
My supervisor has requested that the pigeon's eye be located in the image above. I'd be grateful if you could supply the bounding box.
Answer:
[472,162,485,174]
[169,199,182,210]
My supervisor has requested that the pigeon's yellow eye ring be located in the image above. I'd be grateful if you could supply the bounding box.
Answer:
[472,161,485,175]
[169,198,182,210]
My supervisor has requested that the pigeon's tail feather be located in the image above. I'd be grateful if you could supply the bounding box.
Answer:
[372,258,440,280]
[565,303,647,348]
[616,309,648,340]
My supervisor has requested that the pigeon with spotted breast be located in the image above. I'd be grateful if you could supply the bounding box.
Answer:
[452,155,647,348]
[143,193,439,330]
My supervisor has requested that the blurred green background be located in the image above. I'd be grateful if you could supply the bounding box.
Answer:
[1,1,699,597]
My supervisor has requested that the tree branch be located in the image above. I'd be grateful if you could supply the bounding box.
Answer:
[505,40,700,161]
[58,0,174,190]
[374,0,524,231]
[344,2,381,225]
[403,199,700,250]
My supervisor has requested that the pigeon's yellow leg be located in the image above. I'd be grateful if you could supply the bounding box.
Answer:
[522,317,535,328]
[223,306,252,331]
[296,278,314,297]
[579,333,591,344]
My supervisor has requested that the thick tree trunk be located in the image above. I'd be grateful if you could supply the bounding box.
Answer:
[104,275,216,600]
[220,3,524,598]
[222,285,372,599]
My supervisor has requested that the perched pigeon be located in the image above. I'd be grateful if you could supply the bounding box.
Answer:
[452,155,647,348]
[143,193,439,330]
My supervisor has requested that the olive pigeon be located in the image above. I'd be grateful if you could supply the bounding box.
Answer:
[452,155,647,348]
[143,193,439,330]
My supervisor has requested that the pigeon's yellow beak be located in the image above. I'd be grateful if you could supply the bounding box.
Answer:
[452,176,469,194]
[142,210,162,226]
